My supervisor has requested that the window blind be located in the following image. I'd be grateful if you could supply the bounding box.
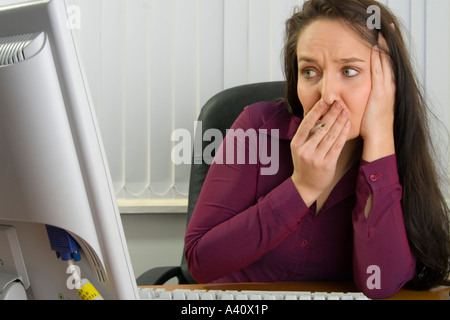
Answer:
[60,0,450,212]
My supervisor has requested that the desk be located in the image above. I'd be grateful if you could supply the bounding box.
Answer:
[144,281,450,300]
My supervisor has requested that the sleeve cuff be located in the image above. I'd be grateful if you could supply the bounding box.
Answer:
[359,154,400,193]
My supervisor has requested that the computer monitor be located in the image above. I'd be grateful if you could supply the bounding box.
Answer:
[0,0,139,300]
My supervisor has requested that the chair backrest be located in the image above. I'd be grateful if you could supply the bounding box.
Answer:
[180,81,286,283]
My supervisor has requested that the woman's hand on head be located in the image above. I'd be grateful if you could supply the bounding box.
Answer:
[360,32,396,162]
[290,99,351,207]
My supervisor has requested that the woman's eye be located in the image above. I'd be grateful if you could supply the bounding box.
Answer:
[303,69,318,79]
[343,68,359,77]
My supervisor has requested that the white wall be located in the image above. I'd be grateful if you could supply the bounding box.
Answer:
[120,213,186,282]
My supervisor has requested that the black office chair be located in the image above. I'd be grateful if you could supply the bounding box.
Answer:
[136,81,286,285]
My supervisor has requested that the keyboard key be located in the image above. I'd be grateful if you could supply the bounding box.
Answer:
[200,292,214,300]
[138,288,155,300]
[138,287,370,301]
[173,292,186,300]
[187,292,200,300]
[221,293,235,300]
[159,291,172,300]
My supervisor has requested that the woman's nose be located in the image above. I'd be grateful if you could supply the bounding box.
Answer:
[320,74,340,106]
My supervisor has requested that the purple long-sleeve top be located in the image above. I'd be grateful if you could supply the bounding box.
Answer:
[185,101,415,299]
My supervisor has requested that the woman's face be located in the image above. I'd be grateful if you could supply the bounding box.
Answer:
[296,19,373,140]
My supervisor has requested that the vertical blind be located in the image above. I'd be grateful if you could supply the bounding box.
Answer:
[21,0,450,211]
[63,0,450,212]
[66,0,306,212]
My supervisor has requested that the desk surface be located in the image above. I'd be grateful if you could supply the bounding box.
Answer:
[144,281,450,300]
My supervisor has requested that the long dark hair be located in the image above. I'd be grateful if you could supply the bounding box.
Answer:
[283,0,450,290]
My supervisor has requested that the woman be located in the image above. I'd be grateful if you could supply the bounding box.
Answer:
[185,0,450,299]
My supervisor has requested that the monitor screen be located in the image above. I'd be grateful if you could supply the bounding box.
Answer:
[0,0,139,300]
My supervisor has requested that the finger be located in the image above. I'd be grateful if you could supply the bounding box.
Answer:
[325,119,351,162]
[308,123,326,138]
[292,99,328,145]
[304,102,349,162]
[378,32,388,52]
[306,102,343,144]
[378,33,396,83]
[316,107,350,157]
[371,44,383,84]
[377,32,388,68]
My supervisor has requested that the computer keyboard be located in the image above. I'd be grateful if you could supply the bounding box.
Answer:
[138,287,370,300]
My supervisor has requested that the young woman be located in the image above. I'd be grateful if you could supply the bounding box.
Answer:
[185,0,450,299]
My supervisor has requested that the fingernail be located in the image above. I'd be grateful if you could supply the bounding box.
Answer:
[345,120,351,128]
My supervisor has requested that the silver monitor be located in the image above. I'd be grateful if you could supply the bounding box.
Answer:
[0,0,139,300]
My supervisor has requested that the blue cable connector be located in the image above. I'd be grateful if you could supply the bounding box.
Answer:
[46,225,81,261]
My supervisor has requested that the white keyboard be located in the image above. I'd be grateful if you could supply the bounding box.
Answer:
[138,288,370,300]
